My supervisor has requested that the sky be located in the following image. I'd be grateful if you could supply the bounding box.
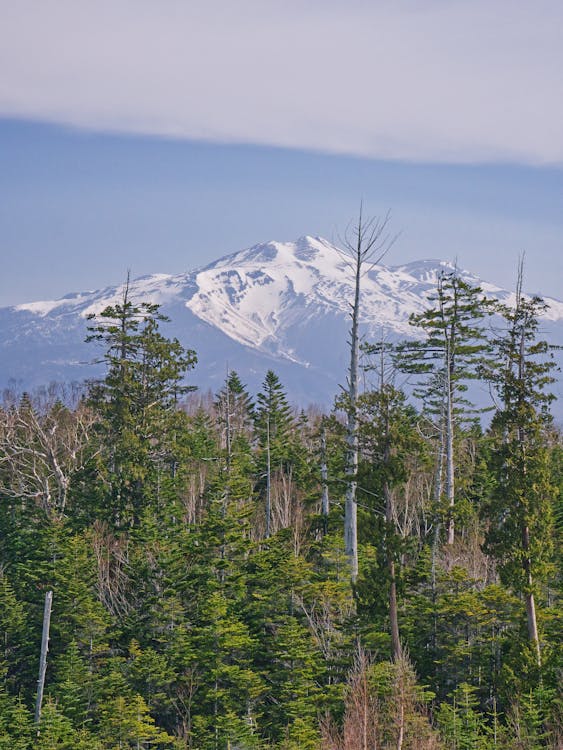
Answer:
[1,0,562,306]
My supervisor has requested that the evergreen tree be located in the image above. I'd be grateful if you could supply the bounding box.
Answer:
[397,268,493,544]
[437,682,491,750]
[214,370,255,453]
[86,278,197,526]
[482,270,558,670]
[0,574,28,694]
[254,371,295,538]
[0,689,33,750]
[354,379,426,660]
[213,370,255,508]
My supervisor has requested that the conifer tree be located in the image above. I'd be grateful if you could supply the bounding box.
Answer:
[254,370,294,537]
[213,370,255,507]
[355,378,423,660]
[397,268,493,544]
[482,267,558,668]
[214,371,255,453]
[86,277,196,526]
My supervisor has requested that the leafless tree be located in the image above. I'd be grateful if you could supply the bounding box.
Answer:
[337,208,397,580]
[0,393,97,520]
[320,648,443,750]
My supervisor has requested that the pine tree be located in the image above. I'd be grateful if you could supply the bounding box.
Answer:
[0,574,28,694]
[214,371,255,455]
[0,689,33,750]
[99,692,175,749]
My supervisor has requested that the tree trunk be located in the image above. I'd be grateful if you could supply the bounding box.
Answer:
[445,354,455,545]
[343,210,394,582]
[35,590,53,727]
[265,417,271,538]
[522,523,541,667]
[384,470,402,660]
[389,557,401,661]
[344,249,361,580]
[320,420,330,533]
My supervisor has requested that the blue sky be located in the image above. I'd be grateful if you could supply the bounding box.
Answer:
[1,1,562,305]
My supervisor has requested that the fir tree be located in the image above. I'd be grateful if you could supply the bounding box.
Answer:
[86,277,196,526]
[254,371,294,537]
[482,268,558,670]
[397,268,494,544]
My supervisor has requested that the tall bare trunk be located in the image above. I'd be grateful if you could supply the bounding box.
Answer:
[35,590,53,728]
[515,276,541,665]
[342,210,394,582]
[522,523,541,666]
[320,419,330,522]
[389,557,401,661]
[345,249,361,581]
[384,476,401,659]
[265,417,271,538]
[445,352,455,545]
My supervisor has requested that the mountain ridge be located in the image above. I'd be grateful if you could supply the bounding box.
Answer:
[3,236,563,412]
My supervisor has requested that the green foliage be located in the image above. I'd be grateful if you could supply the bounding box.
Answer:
[481,287,558,675]
[437,682,492,749]
[396,270,494,418]
[0,574,28,691]
[0,281,561,748]
[99,693,175,749]
[86,285,197,527]
[0,690,33,749]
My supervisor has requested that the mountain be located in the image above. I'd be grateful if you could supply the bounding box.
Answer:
[2,235,563,413]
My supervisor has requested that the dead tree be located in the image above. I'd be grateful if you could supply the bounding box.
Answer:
[0,395,97,520]
[338,208,396,581]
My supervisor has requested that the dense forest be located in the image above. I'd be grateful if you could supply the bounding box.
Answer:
[0,267,560,749]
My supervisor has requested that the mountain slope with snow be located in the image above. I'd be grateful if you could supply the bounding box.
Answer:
[3,236,563,410]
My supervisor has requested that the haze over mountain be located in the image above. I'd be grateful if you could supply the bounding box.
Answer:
[2,236,562,412]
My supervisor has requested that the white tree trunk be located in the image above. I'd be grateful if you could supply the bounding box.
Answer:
[320,421,330,524]
[35,590,53,727]
[265,417,271,538]
[345,249,361,580]
[445,352,455,545]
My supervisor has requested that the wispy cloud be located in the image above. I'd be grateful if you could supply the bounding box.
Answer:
[1,0,562,164]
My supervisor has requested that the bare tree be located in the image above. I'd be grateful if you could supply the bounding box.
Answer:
[338,208,396,580]
[319,648,443,750]
[0,393,97,520]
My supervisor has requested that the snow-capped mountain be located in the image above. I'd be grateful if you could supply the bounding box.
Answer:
[2,236,563,412]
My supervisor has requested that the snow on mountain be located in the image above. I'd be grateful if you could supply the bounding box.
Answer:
[188,238,449,359]
[3,236,563,411]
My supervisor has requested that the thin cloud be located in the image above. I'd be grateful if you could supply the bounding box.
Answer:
[1,0,562,164]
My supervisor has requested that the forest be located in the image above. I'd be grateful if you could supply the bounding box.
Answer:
[0,264,561,749]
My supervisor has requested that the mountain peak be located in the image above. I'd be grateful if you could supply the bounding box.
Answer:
[2,237,562,412]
